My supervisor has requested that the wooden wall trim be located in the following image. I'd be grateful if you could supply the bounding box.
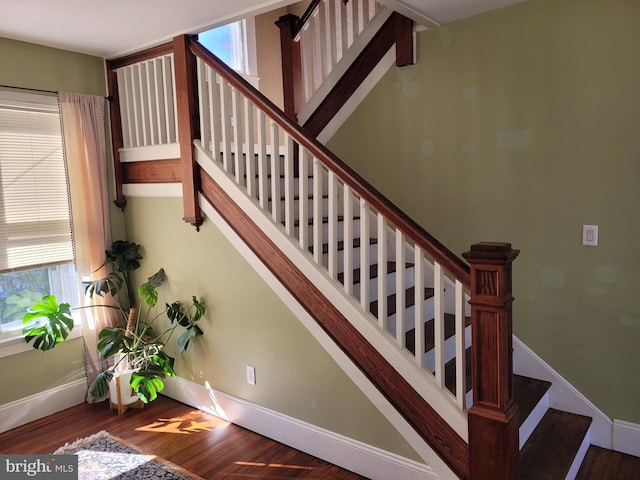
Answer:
[199,168,470,480]
[122,159,181,184]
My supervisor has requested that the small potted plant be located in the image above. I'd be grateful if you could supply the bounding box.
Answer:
[22,240,205,408]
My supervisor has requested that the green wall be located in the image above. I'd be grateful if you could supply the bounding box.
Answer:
[328,0,640,422]
[0,37,111,404]
[123,197,420,460]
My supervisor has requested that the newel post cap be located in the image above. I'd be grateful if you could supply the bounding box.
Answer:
[462,242,520,263]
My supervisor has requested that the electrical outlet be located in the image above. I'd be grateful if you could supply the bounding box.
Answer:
[246,365,256,385]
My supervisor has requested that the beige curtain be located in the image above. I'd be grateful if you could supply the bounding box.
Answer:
[58,92,113,403]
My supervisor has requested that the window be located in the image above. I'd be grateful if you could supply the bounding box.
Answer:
[198,18,258,85]
[0,91,79,342]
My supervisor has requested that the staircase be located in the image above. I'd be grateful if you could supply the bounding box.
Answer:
[196,144,595,479]
[103,2,631,477]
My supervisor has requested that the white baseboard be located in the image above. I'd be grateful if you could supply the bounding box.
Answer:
[613,420,640,457]
[0,379,86,433]
[162,376,438,480]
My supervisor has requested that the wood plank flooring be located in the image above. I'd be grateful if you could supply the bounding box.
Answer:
[2,394,639,479]
[0,395,369,479]
[577,446,640,480]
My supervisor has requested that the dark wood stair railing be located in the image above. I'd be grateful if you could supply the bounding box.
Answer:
[106,33,521,479]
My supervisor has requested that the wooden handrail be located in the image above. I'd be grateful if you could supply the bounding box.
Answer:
[293,0,322,38]
[188,36,470,286]
[107,42,173,69]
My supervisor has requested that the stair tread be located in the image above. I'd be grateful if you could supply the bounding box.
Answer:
[576,445,640,480]
[519,408,592,480]
[513,374,551,426]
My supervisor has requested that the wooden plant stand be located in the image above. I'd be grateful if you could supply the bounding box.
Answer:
[109,374,144,415]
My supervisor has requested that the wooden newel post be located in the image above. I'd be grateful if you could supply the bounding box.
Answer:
[173,34,203,230]
[276,14,303,121]
[462,242,520,480]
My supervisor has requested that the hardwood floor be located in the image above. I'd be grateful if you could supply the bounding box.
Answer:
[0,395,369,479]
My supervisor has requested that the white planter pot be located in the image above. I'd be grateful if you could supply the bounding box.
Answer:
[108,371,139,407]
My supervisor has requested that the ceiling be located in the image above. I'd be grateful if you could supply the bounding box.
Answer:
[0,0,526,59]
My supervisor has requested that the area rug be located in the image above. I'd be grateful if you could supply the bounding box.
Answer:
[53,431,204,480]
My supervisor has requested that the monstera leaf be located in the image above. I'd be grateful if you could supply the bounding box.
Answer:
[22,296,74,351]
[130,364,170,403]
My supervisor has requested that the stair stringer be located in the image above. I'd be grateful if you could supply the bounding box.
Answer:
[513,336,613,449]
[196,142,467,479]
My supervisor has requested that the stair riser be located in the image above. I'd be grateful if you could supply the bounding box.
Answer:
[368,297,436,328]
[296,218,363,245]
[350,268,418,302]
[271,196,330,220]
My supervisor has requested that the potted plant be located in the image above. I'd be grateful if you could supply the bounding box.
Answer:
[22,240,205,406]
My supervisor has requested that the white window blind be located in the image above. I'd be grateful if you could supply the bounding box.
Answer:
[0,91,73,273]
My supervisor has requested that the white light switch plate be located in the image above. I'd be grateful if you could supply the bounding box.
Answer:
[582,225,598,246]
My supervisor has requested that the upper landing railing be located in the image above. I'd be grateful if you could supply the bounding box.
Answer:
[106,32,520,480]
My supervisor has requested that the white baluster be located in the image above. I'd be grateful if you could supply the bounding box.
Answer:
[377,213,387,328]
[232,88,244,184]
[328,0,338,69]
[312,158,323,266]
[328,171,338,279]
[298,148,310,252]
[151,58,163,144]
[284,133,295,236]
[138,63,150,146]
[414,245,425,369]
[300,27,312,103]
[116,69,132,148]
[351,0,359,46]
[342,185,354,296]
[144,60,157,145]
[196,59,209,152]
[359,200,370,312]
[318,1,328,81]
[209,69,221,161]
[395,228,406,347]
[434,262,445,388]
[168,54,179,144]
[130,65,142,147]
[244,98,256,198]
[270,122,281,224]
[220,78,232,173]
[340,0,348,60]
[308,16,319,94]
[256,110,268,210]
[362,0,371,25]
[455,280,467,409]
